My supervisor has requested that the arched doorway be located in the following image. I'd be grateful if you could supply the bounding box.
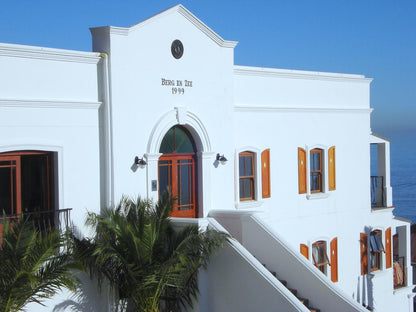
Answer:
[158,126,197,218]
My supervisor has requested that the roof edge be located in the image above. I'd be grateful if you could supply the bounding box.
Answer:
[0,42,101,64]
[234,65,373,83]
[90,5,238,48]
[370,132,391,143]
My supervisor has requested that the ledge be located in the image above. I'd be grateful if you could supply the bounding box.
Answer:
[371,206,395,214]
[306,193,330,200]
[235,200,264,210]
[0,42,101,64]
[0,98,102,110]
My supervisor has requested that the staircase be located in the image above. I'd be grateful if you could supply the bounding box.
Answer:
[265,265,321,312]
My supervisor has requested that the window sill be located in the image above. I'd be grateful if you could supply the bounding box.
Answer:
[393,284,412,295]
[306,193,330,200]
[236,200,264,210]
[367,269,389,279]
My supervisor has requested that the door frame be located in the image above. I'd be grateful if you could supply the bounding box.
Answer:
[158,152,197,218]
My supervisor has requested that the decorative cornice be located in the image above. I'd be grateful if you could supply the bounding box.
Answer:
[176,5,238,48]
[234,105,373,114]
[0,43,101,64]
[234,65,373,83]
[0,98,102,109]
[91,5,238,48]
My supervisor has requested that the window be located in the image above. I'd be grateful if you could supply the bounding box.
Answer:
[0,151,55,216]
[301,238,338,282]
[0,151,56,234]
[310,149,322,193]
[370,230,384,271]
[239,151,255,201]
[312,241,330,273]
[298,146,335,195]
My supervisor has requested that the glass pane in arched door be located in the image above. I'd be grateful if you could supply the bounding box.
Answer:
[158,126,197,218]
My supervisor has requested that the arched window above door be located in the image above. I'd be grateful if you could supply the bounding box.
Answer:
[159,126,196,154]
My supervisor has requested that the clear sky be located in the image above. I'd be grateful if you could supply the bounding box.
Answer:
[1,0,415,136]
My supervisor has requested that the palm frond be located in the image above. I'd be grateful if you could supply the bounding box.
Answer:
[0,216,81,311]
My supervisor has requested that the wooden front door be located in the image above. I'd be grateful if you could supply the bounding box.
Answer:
[158,126,197,218]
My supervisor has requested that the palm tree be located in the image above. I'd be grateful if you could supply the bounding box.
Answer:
[0,216,82,312]
[79,194,228,312]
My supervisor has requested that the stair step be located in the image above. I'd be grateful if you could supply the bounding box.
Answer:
[260,261,320,312]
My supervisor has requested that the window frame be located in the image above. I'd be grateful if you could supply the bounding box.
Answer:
[312,240,331,273]
[310,148,323,193]
[298,145,335,199]
[235,147,265,209]
[238,151,255,201]
[370,230,385,272]
[0,150,56,217]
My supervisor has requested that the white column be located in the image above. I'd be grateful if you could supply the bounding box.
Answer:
[377,142,393,207]
[198,151,216,217]
[144,153,162,201]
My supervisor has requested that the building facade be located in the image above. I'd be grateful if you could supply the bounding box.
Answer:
[0,5,413,311]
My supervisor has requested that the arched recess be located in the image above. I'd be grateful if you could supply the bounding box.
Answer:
[147,107,211,154]
[145,108,214,218]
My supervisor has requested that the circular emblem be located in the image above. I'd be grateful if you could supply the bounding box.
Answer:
[171,40,184,59]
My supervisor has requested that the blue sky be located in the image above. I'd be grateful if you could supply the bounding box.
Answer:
[1,0,415,136]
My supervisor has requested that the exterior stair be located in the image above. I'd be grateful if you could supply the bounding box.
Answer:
[266,266,321,312]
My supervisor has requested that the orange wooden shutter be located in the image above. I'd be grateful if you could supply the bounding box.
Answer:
[328,146,336,191]
[300,244,309,259]
[330,237,338,282]
[261,149,271,198]
[385,227,392,269]
[298,148,307,194]
[360,233,368,275]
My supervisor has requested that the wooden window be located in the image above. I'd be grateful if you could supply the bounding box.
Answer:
[300,243,309,259]
[261,149,270,198]
[360,233,368,275]
[310,149,323,193]
[298,148,307,194]
[385,227,392,269]
[330,237,338,282]
[312,241,330,273]
[0,156,22,216]
[239,151,255,201]
[328,146,336,191]
[0,151,54,217]
[370,230,384,271]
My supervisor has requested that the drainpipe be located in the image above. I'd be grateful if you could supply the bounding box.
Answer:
[100,53,114,210]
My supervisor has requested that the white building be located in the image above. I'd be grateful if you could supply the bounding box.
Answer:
[0,5,413,312]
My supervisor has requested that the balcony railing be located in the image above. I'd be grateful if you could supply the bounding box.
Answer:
[371,176,385,208]
[0,208,72,234]
[393,256,407,288]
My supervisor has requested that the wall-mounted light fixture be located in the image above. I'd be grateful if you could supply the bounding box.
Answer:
[134,156,147,167]
[216,153,228,165]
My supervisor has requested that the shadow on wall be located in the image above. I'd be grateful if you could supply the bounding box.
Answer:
[52,273,112,312]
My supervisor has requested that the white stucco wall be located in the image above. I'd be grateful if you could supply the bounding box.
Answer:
[0,5,412,312]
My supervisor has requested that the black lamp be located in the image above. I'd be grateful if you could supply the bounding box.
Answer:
[216,153,228,164]
[134,156,147,167]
